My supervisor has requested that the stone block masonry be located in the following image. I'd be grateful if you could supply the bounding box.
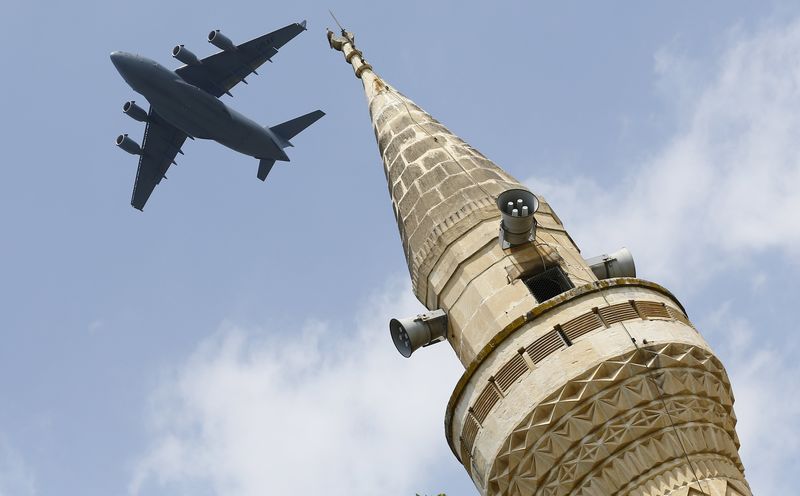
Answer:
[328,28,751,495]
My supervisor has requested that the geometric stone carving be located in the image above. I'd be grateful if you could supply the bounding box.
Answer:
[327,31,751,496]
[485,343,751,496]
[625,455,748,495]
[462,301,696,458]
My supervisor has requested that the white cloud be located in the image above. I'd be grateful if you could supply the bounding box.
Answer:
[699,304,800,495]
[132,17,800,496]
[526,17,800,494]
[131,277,469,496]
[530,19,800,288]
[0,436,35,496]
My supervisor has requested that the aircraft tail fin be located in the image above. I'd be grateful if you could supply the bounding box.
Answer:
[257,158,276,181]
[270,110,325,148]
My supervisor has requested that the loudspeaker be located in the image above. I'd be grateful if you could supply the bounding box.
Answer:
[585,247,636,279]
[389,309,448,358]
[496,188,539,248]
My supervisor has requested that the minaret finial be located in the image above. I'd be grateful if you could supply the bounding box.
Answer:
[326,18,373,79]
[328,9,345,34]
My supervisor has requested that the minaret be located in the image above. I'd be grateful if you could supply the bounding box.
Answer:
[329,29,751,496]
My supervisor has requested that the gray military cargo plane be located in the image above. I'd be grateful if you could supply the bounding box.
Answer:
[111,21,324,210]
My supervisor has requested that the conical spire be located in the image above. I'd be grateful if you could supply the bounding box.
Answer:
[329,29,751,496]
[328,29,526,304]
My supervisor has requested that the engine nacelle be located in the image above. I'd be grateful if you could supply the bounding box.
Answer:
[116,134,142,155]
[122,101,148,122]
[208,30,236,52]
[172,44,201,66]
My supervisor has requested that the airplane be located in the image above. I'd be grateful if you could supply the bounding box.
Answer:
[111,20,324,210]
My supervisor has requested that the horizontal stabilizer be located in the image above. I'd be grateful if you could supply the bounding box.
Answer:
[270,110,325,146]
[257,158,276,181]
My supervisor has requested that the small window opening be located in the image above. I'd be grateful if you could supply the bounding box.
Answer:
[523,266,574,303]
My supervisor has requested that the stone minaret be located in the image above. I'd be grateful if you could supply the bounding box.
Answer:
[329,29,751,496]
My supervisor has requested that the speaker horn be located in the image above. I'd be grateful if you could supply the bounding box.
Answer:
[496,188,539,248]
[389,309,448,358]
[585,247,636,279]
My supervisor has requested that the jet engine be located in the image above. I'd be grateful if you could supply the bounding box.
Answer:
[172,44,201,66]
[122,101,148,122]
[116,134,142,155]
[208,30,236,51]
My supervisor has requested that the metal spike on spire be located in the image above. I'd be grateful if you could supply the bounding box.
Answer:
[329,10,345,34]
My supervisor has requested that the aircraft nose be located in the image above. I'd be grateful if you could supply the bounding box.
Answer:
[110,51,124,66]
[110,51,134,71]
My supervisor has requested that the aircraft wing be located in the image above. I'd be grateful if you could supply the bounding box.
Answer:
[131,109,187,210]
[175,21,307,97]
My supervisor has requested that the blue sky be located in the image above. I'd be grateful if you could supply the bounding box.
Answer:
[1,1,798,495]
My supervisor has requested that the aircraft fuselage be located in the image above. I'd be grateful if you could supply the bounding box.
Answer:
[110,51,288,161]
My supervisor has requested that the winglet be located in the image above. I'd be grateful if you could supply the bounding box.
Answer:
[300,20,307,31]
